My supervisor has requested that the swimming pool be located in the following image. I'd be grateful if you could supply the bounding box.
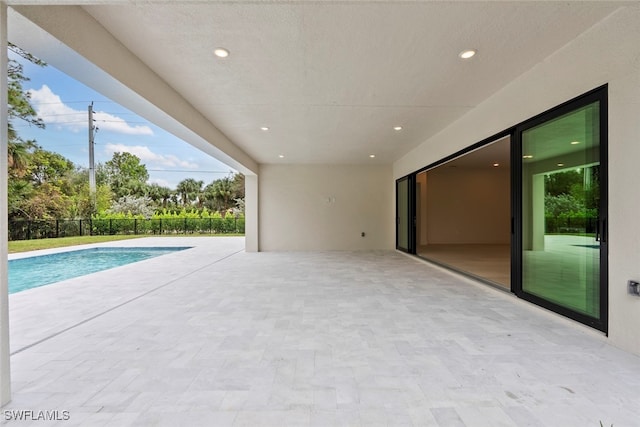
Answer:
[8,247,192,294]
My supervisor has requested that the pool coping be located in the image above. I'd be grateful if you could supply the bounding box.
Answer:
[7,237,204,260]
[8,236,246,355]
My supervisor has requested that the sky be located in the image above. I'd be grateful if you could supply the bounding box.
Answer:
[10,50,236,190]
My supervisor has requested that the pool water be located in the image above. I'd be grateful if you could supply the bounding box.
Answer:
[8,247,192,294]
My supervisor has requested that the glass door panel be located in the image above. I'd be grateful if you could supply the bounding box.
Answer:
[396,177,410,251]
[520,101,602,321]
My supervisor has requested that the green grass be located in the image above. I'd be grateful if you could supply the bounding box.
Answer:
[546,232,596,238]
[8,235,145,253]
[8,234,245,254]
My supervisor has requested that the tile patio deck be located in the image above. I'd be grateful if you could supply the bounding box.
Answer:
[3,236,640,426]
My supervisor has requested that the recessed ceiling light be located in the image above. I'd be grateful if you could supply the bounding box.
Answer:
[523,155,533,159]
[570,141,581,145]
[369,154,376,158]
[260,127,270,131]
[459,49,476,59]
[557,163,565,167]
[493,163,499,167]
[214,48,229,58]
[278,154,284,158]
[393,126,403,131]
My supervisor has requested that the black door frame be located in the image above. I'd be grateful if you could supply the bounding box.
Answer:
[395,175,415,253]
[396,85,608,333]
[512,85,608,333]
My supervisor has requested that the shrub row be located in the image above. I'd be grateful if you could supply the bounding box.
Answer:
[8,214,245,240]
[545,216,597,234]
[91,217,244,235]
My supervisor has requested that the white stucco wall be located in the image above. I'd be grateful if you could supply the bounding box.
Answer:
[259,164,394,251]
[0,2,11,406]
[394,5,640,355]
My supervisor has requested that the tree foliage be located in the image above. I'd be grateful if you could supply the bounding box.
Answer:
[104,152,149,198]
[7,44,53,220]
[29,148,74,186]
[7,44,247,223]
[67,169,112,219]
[202,174,244,212]
[7,43,45,141]
[146,183,173,208]
[108,195,155,218]
[176,178,204,207]
[545,194,584,218]
[544,167,599,219]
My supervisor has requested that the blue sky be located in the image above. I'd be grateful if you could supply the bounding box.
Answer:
[10,50,235,190]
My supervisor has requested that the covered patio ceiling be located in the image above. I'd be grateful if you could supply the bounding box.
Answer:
[5,1,625,170]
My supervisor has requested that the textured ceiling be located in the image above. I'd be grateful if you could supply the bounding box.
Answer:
[31,1,626,165]
[439,136,511,171]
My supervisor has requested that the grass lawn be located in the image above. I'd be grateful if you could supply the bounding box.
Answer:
[8,235,144,253]
[8,234,244,254]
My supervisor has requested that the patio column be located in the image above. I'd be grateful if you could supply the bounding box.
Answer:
[245,174,259,252]
[0,1,12,406]
[531,173,545,251]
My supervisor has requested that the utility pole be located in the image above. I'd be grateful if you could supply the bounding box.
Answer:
[88,103,96,212]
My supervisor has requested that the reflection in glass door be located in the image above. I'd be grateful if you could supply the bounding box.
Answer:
[517,90,607,331]
[396,176,412,252]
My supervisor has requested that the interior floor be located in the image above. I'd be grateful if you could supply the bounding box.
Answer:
[417,244,511,288]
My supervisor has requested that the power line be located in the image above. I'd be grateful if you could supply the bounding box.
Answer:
[28,113,86,117]
[29,100,117,105]
[95,119,151,125]
[11,121,86,126]
[13,119,152,125]
[146,169,235,174]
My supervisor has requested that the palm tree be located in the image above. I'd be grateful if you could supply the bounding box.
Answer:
[175,178,203,207]
[7,141,33,178]
[147,183,173,209]
[202,183,217,210]
[159,186,172,209]
[211,177,234,212]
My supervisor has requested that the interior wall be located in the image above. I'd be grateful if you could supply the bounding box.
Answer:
[259,164,394,251]
[425,167,510,244]
[394,5,640,355]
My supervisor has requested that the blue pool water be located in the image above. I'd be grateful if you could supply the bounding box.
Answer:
[8,247,192,294]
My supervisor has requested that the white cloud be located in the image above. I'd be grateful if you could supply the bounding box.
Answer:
[105,143,199,169]
[93,111,153,136]
[28,85,153,136]
[28,85,84,132]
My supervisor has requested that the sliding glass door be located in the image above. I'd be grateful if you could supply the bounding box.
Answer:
[415,137,511,288]
[396,86,607,332]
[515,88,607,331]
[396,176,414,253]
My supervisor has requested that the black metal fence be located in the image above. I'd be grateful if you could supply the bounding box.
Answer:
[8,217,245,241]
[545,216,597,234]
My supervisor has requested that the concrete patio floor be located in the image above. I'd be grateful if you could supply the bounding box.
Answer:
[4,236,640,426]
